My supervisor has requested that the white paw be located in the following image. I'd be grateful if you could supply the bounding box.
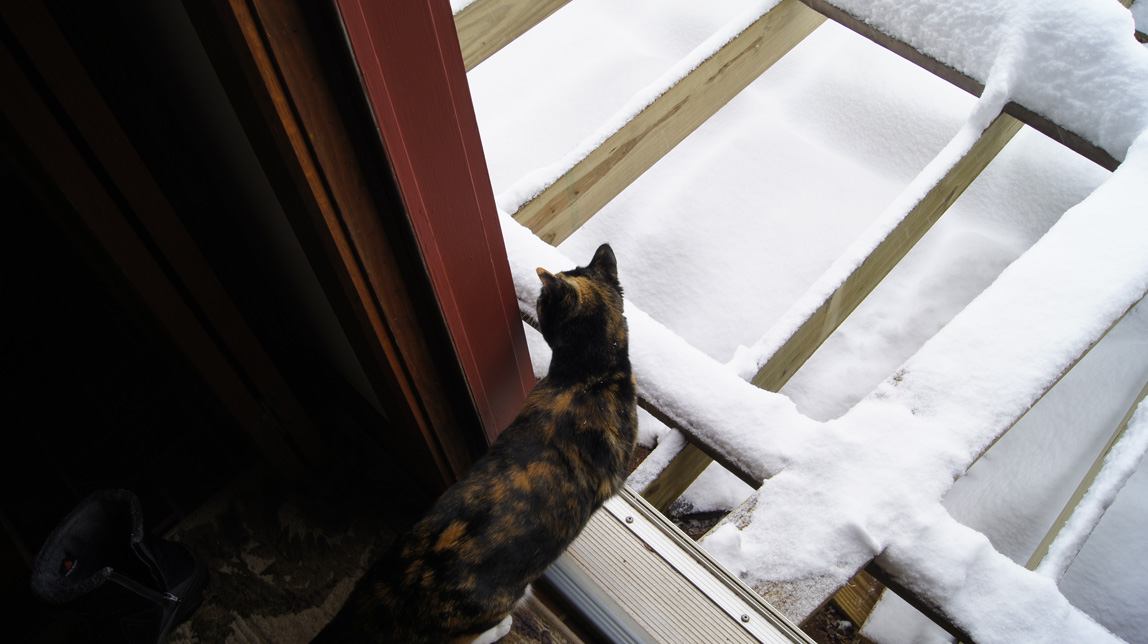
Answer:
[470,614,513,644]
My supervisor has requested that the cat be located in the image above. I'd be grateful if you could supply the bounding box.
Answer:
[312,243,638,644]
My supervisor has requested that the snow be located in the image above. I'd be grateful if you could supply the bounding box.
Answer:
[468,0,1148,642]
[1060,438,1148,640]
[1135,2,1148,35]
[484,1,785,216]
[829,0,1148,160]
[1037,398,1148,580]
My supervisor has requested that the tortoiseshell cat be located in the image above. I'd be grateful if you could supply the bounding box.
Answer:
[313,244,638,644]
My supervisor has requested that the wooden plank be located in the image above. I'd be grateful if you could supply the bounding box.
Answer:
[827,568,883,628]
[751,112,1024,390]
[190,0,491,491]
[797,0,1120,171]
[640,113,1024,513]
[1025,373,1148,571]
[454,0,572,71]
[513,0,825,245]
[640,438,715,513]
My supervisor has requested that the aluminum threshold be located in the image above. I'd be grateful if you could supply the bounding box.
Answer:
[542,487,815,644]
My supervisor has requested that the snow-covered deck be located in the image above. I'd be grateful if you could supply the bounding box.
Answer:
[459,1,1148,642]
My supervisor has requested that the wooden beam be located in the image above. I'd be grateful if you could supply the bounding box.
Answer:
[640,113,1024,513]
[640,437,716,513]
[189,0,516,491]
[752,113,1024,390]
[863,562,975,643]
[513,0,825,245]
[454,0,572,71]
[797,0,1120,171]
[827,568,883,628]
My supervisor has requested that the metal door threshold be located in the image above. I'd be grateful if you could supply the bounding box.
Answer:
[543,487,814,644]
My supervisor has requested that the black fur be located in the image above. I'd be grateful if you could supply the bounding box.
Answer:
[312,244,637,644]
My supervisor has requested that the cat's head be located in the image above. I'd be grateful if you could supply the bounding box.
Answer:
[535,244,625,349]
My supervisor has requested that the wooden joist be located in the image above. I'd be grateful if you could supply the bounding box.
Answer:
[752,113,1024,390]
[796,0,1119,171]
[639,112,1025,514]
[512,0,825,245]
[825,569,884,629]
[454,0,573,71]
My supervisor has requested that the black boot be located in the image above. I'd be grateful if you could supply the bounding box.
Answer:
[30,489,208,644]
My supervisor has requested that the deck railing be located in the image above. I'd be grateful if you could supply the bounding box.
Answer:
[454,0,1143,640]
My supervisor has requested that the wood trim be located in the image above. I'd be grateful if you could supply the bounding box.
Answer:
[798,0,1120,171]
[454,0,572,71]
[513,0,825,245]
[0,32,306,477]
[188,0,479,490]
[335,0,535,445]
[190,0,533,489]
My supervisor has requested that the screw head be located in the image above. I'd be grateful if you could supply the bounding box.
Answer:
[741,614,750,623]
[625,516,634,524]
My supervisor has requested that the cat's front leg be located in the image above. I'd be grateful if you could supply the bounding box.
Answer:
[469,614,513,644]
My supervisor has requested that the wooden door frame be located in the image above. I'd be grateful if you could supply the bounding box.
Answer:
[188,0,534,492]
[334,0,534,447]
[0,1,321,480]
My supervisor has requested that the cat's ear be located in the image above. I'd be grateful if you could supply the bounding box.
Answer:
[537,267,560,294]
[589,244,618,280]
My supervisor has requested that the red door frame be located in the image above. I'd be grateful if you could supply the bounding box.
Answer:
[334,0,534,445]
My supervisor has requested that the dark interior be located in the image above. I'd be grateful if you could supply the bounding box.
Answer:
[1,1,430,640]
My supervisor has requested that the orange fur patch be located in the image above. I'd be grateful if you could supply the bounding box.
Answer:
[435,519,468,551]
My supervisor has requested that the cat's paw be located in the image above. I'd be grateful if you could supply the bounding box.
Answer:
[470,614,513,644]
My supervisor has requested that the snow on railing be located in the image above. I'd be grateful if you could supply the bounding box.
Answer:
[484,0,1148,641]
[1034,398,1148,580]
